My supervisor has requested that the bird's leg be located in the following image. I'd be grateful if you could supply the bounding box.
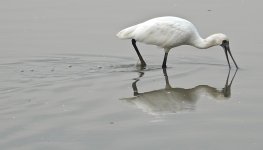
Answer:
[224,49,231,68]
[162,52,169,68]
[162,68,172,89]
[131,39,146,67]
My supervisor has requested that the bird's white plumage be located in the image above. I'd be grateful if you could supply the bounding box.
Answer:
[117,17,202,50]
[117,16,228,51]
[116,16,238,68]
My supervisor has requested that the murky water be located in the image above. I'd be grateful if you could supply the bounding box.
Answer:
[1,0,263,150]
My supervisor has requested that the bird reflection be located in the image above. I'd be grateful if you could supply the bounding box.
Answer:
[122,68,237,116]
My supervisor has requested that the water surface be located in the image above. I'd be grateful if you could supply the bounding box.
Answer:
[1,0,263,150]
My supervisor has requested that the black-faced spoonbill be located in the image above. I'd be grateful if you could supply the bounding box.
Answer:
[116,16,238,69]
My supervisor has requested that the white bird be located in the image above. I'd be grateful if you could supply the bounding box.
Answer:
[116,16,238,69]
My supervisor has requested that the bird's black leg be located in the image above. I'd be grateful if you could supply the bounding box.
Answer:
[224,49,231,68]
[162,68,172,89]
[131,39,146,67]
[162,52,168,68]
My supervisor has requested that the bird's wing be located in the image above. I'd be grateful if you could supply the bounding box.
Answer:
[133,21,192,48]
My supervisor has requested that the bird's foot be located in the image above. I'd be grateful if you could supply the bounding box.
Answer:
[136,60,146,69]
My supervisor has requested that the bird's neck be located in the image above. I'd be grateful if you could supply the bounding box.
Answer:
[192,34,217,49]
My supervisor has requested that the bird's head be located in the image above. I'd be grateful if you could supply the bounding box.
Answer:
[209,33,229,46]
[214,33,238,69]
[204,33,238,68]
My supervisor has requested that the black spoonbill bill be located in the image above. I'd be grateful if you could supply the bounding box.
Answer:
[117,16,238,69]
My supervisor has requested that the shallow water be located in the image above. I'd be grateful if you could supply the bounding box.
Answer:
[1,0,263,150]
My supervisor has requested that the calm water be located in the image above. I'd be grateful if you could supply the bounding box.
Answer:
[1,0,263,150]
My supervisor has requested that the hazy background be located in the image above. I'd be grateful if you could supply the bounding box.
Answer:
[1,0,263,150]
[1,0,261,60]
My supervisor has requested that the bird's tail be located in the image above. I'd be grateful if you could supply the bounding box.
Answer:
[116,25,137,39]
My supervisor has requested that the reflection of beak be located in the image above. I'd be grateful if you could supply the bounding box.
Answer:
[221,42,239,69]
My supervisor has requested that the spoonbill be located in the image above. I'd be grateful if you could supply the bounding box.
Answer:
[116,16,238,69]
